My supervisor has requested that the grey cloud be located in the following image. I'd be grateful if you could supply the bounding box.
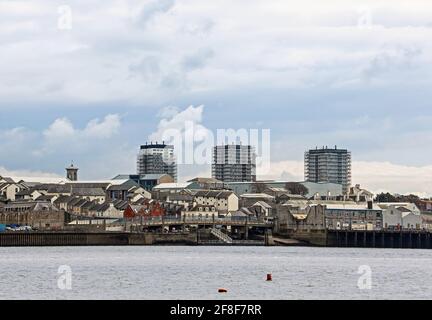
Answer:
[129,56,161,81]
[181,48,214,71]
[362,46,422,80]
[136,0,176,26]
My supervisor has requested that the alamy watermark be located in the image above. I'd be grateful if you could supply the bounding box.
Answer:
[357,7,373,29]
[57,265,73,290]
[158,121,271,174]
[357,265,372,290]
[58,5,72,30]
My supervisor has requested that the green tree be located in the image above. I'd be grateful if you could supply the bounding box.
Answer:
[285,182,309,196]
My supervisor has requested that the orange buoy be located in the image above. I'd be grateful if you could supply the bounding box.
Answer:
[218,288,228,293]
[266,273,272,281]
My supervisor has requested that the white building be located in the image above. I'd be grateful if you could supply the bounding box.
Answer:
[194,190,239,214]
[378,203,422,230]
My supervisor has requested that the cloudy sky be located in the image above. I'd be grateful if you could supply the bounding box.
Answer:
[1,0,432,196]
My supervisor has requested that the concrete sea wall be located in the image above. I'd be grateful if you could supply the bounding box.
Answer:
[0,232,197,247]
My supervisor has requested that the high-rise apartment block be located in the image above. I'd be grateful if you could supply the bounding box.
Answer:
[137,142,177,182]
[212,144,256,182]
[305,146,352,194]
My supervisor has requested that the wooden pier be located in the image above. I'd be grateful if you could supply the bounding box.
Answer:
[327,230,432,249]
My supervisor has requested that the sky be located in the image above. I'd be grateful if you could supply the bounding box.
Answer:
[0,0,432,196]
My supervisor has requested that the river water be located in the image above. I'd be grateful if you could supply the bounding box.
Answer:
[0,246,431,300]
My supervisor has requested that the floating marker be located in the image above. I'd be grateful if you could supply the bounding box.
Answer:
[218,288,228,293]
[266,274,272,281]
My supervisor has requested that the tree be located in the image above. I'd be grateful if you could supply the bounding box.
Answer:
[285,182,309,196]
[375,192,397,202]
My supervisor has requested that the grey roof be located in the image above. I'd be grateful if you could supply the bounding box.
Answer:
[65,182,110,189]
[82,201,97,210]
[253,201,273,209]
[107,180,140,191]
[73,199,88,208]
[67,197,83,206]
[0,201,58,212]
[195,190,234,199]
[16,189,34,196]
[54,195,74,205]
[0,183,9,190]
[168,194,194,201]
[187,177,223,183]
[72,187,106,197]
[90,202,110,212]
[112,200,128,210]
[140,174,171,180]
[35,195,57,201]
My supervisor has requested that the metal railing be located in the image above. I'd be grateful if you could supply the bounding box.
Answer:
[211,228,233,244]
[127,216,273,227]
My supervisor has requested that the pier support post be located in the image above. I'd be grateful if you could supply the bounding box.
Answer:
[409,232,412,249]
[418,233,422,249]
[399,232,403,248]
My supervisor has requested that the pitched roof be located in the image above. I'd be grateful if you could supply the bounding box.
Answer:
[140,174,171,180]
[195,190,235,199]
[253,201,273,209]
[240,193,275,200]
[54,195,74,204]
[154,183,193,190]
[187,177,223,184]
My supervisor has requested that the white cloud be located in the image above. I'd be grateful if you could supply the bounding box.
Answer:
[83,114,121,138]
[353,161,432,197]
[0,166,62,180]
[42,114,121,149]
[0,113,132,180]
[149,105,209,143]
[1,0,431,105]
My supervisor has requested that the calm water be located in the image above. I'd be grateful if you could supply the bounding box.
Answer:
[1,246,431,300]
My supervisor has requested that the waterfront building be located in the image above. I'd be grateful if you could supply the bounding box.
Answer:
[194,190,239,214]
[0,201,65,230]
[276,200,383,234]
[377,203,422,230]
[137,142,177,182]
[212,144,256,182]
[304,146,352,195]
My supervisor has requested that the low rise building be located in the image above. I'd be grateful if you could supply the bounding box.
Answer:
[194,190,239,214]
[378,204,422,230]
[0,201,66,230]
[277,200,384,233]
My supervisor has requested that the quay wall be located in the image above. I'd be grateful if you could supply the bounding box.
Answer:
[0,232,197,247]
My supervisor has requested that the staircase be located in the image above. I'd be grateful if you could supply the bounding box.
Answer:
[211,228,233,244]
